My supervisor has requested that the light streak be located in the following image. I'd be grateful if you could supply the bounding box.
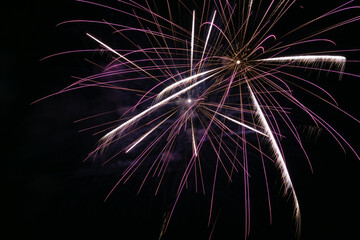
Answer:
[199,10,217,68]
[101,72,219,142]
[191,119,198,157]
[86,33,159,81]
[190,10,195,76]
[260,55,346,80]
[260,55,346,67]
[207,109,267,137]
[247,81,301,226]
[156,67,223,100]
[126,114,173,153]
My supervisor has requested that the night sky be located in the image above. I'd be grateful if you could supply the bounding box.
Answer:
[3,0,360,239]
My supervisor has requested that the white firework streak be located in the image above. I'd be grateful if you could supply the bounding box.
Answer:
[191,119,198,157]
[86,33,158,81]
[126,114,173,153]
[155,67,222,100]
[198,10,217,69]
[207,109,267,137]
[101,72,219,143]
[260,55,346,73]
[247,82,301,226]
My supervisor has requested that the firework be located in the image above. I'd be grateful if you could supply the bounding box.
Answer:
[40,0,360,238]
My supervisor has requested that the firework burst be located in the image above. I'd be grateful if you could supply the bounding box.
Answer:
[39,0,360,238]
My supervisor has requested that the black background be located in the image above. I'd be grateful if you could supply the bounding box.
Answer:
[2,0,360,239]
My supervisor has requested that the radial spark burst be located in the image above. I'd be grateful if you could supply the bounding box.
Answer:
[40,0,360,238]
